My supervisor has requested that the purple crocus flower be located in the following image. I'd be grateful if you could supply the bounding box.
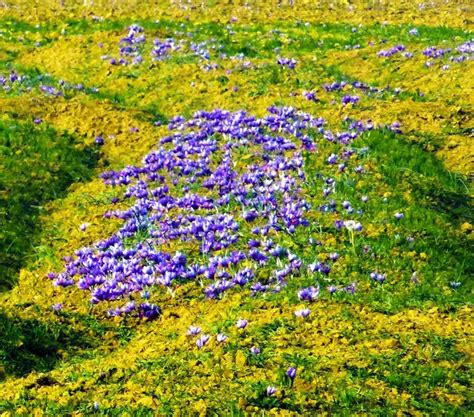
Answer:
[341,95,359,106]
[196,334,210,349]
[216,333,228,343]
[370,272,386,283]
[329,252,339,262]
[187,326,201,336]
[250,346,261,354]
[303,90,318,101]
[286,367,297,381]
[298,286,320,301]
[345,282,357,294]
[294,308,311,318]
[344,220,362,231]
[52,303,63,312]
[327,285,337,294]
[138,303,160,320]
[277,57,297,69]
[327,154,338,164]
[236,319,248,329]
[394,212,404,220]
[266,386,277,396]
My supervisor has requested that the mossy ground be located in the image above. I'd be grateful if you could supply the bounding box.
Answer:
[0,1,472,416]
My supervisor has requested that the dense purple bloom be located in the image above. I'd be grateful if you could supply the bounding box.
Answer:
[49,105,394,317]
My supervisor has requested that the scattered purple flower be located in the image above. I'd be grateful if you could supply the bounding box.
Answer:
[196,334,210,349]
[236,319,248,329]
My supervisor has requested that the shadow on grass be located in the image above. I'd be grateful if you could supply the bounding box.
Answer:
[361,129,473,295]
[0,118,98,291]
[0,311,95,379]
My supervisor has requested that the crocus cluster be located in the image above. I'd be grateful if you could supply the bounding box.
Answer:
[423,46,451,59]
[341,95,359,106]
[151,38,180,61]
[51,107,321,315]
[277,57,297,69]
[190,42,212,60]
[110,24,146,66]
[377,44,407,58]
[51,105,399,317]
[1,70,100,97]
[370,272,386,283]
[323,81,347,92]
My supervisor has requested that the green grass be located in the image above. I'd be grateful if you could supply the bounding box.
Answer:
[0,119,98,290]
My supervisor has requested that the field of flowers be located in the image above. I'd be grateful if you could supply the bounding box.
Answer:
[0,1,473,415]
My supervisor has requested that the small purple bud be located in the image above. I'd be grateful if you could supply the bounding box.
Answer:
[286,367,297,380]
[266,386,277,396]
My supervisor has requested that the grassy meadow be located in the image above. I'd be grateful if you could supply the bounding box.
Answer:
[0,1,473,415]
